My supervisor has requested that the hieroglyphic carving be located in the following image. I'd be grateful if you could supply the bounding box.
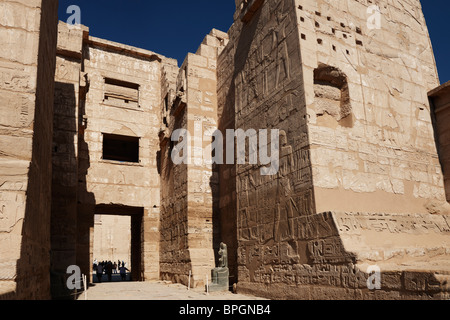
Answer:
[237,246,247,266]
[19,103,29,127]
[223,0,450,300]
[403,272,442,293]
[334,212,450,235]
[0,204,5,220]
[275,196,296,242]
[296,212,335,241]
[235,1,294,117]
[273,1,291,89]
[247,262,373,290]
[308,237,355,264]
[247,245,263,269]
[259,206,276,242]
[239,208,258,241]
[280,242,300,264]
[263,244,279,265]
[274,131,298,242]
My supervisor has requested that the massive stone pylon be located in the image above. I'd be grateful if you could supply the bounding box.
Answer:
[217,0,450,299]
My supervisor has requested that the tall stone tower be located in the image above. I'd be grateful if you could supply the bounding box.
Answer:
[217,0,450,299]
[159,29,229,288]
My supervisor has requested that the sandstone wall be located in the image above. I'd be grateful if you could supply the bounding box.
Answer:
[160,30,229,288]
[50,21,86,299]
[93,215,131,264]
[82,39,161,208]
[429,82,450,203]
[158,60,179,284]
[79,36,169,281]
[220,0,450,300]
[217,18,239,287]
[218,0,316,292]
[0,0,58,299]
[49,23,178,292]
[159,96,190,284]
[298,0,445,214]
[186,30,229,287]
[1,0,448,301]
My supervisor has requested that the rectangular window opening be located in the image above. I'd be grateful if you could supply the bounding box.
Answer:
[164,94,169,112]
[104,78,140,107]
[102,133,140,163]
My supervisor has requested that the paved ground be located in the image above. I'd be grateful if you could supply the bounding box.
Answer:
[78,278,266,300]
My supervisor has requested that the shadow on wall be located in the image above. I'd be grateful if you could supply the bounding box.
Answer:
[50,82,78,300]
[429,85,450,205]
[50,61,96,299]
[1,0,59,300]
[213,7,262,289]
[75,73,96,300]
[49,77,96,300]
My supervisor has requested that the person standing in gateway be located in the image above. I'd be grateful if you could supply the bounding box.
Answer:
[96,263,104,283]
[119,264,129,281]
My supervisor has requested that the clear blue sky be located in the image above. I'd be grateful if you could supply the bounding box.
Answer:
[57,0,235,66]
[422,1,450,84]
[58,0,450,84]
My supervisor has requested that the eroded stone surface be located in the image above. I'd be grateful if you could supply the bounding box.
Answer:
[0,0,59,300]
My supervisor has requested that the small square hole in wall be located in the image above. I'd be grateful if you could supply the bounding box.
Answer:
[346,49,350,55]
[356,40,363,46]
[300,16,305,22]
[298,5,303,10]
[343,33,348,39]
[327,16,331,21]
[332,45,336,51]
[332,28,336,34]
[315,21,320,28]
[301,34,306,40]
[317,39,323,45]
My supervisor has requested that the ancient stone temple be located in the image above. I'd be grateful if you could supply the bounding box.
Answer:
[1,0,450,300]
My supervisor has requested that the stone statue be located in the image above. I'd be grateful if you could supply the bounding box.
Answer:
[218,242,228,268]
[207,242,229,292]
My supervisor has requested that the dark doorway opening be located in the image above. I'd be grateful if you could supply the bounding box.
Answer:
[93,205,144,283]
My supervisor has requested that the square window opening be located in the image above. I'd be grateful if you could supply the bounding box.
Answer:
[102,133,140,163]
